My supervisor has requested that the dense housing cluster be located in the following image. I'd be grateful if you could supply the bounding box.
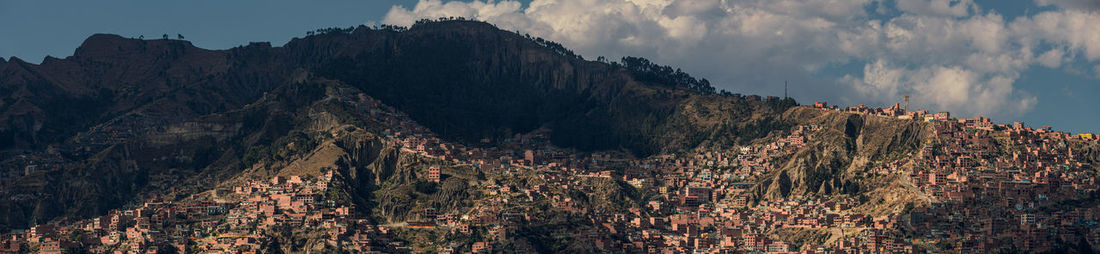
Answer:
[2,93,1097,253]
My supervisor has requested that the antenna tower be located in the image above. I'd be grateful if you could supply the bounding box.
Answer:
[784,80,788,99]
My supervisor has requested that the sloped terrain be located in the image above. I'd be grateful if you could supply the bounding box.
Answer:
[0,20,1096,253]
[747,107,931,209]
[0,20,791,232]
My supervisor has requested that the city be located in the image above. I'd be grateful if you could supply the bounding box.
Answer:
[3,89,1095,253]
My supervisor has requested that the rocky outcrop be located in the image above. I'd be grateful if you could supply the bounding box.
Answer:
[747,107,932,214]
[297,21,794,156]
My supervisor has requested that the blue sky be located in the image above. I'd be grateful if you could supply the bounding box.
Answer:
[0,0,420,60]
[1,0,1098,134]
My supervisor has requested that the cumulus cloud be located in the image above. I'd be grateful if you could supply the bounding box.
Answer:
[382,0,1100,119]
[846,60,1035,117]
[1013,10,1100,61]
[895,0,976,17]
[1038,48,1066,68]
[1036,0,1100,11]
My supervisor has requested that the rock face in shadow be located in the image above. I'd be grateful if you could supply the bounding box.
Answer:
[296,21,793,156]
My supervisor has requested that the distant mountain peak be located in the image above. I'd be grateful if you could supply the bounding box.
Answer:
[5,56,26,64]
[73,34,134,57]
[73,33,196,60]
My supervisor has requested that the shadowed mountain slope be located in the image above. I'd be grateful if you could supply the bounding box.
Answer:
[0,20,793,231]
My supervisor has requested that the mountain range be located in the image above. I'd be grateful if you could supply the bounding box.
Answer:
[0,20,1097,253]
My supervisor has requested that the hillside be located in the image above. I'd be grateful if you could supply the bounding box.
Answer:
[0,20,790,233]
[0,20,1096,253]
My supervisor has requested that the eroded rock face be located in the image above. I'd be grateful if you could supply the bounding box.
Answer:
[747,107,933,214]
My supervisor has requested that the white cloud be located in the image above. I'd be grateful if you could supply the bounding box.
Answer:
[896,0,976,17]
[847,60,1036,117]
[382,0,1100,120]
[1012,10,1100,61]
[1035,0,1100,11]
[1038,48,1066,68]
[383,0,524,22]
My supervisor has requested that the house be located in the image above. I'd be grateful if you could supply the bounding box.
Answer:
[38,238,61,254]
[767,241,790,253]
[0,238,20,253]
[472,241,492,253]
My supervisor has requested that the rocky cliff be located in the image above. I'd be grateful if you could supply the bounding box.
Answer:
[745,107,932,214]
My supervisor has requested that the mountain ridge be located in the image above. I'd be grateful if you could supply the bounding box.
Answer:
[0,20,793,231]
[0,20,1096,253]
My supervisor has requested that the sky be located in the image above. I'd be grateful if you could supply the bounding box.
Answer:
[1,0,1098,134]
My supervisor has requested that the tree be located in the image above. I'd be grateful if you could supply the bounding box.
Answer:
[617,56,718,94]
[177,34,184,40]
[162,34,169,40]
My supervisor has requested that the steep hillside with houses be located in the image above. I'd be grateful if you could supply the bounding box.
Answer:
[0,20,1096,253]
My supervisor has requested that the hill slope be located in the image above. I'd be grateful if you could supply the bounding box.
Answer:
[0,20,792,231]
[0,20,1096,253]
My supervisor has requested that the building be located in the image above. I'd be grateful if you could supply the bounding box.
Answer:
[39,238,61,254]
[428,166,441,183]
[524,150,536,164]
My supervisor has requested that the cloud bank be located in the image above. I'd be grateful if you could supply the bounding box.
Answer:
[382,0,1100,119]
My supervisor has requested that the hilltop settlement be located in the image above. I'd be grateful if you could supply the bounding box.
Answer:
[2,89,1097,254]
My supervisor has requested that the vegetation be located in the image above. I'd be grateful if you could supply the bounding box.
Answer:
[616,56,716,94]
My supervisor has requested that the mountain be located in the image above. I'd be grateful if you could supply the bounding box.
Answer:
[0,19,790,237]
[0,20,1096,253]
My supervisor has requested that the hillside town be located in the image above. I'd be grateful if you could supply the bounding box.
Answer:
[1,93,1097,253]
[0,171,406,253]
[816,101,1100,252]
